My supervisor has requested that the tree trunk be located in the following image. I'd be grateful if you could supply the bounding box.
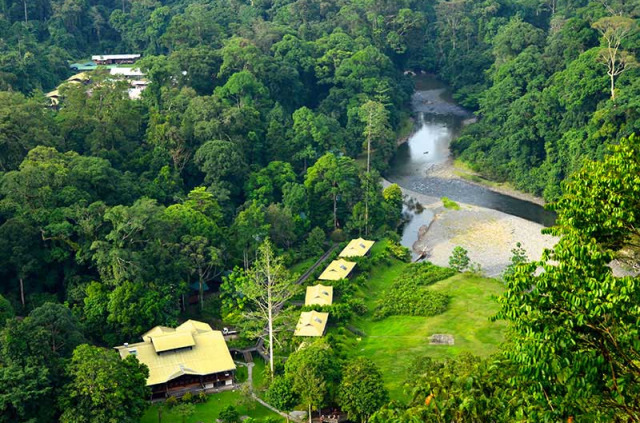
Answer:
[333,192,337,230]
[308,403,312,423]
[199,271,204,311]
[23,0,27,24]
[610,71,616,100]
[267,266,275,377]
[19,277,25,307]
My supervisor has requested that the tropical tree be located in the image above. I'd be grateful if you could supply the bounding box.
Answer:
[337,357,388,423]
[592,16,638,100]
[60,345,150,423]
[304,153,360,230]
[236,240,296,376]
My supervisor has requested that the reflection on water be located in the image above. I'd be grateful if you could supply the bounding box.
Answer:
[388,76,556,236]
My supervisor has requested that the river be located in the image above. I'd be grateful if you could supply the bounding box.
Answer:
[386,75,556,252]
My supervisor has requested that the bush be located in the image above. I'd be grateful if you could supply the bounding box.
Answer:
[181,392,193,403]
[449,246,470,272]
[330,228,347,242]
[219,405,240,423]
[385,242,412,262]
[197,391,208,403]
[441,197,461,210]
[373,262,453,320]
[165,395,178,408]
[349,298,367,316]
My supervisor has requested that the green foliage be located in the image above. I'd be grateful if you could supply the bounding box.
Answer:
[174,403,196,423]
[448,246,470,272]
[285,338,341,408]
[384,242,412,263]
[0,295,14,327]
[265,376,298,413]
[166,396,178,408]
[218,404,241,423]
[60,344,150,423]
[374,262,452,320]
[501,242,528,281]
[441,197,460,210]
[337,357,388,423]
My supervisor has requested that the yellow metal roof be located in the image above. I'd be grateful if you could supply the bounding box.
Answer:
[151,332,195,353]
[318,259,356,281]
[115,320,236,386]
[339,238,375,257]
[305,284,333,306]
[66,72,91,83]
[294,311,329,337]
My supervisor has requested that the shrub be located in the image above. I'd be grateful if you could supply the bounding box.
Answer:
[385,242,412,262]
[373,262,453,320]
[349,298,367,316]
[197,391,208,403]
[180,392,193,403]
[441,197,461,210]
[219,405,240,423]
[165,396,178,408]
[449,246,470,272]
[330,228,347,242]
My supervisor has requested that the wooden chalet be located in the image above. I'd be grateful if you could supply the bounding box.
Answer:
[115,320,236,399]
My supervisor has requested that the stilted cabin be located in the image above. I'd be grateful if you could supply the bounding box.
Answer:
[115,320,236,399]
[92,54,141,65]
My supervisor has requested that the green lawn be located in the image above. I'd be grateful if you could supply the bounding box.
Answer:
[349,260,506,400]
[140,389,284,423]
[251,355,270,392]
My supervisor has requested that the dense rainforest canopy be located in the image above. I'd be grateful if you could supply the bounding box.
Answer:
[0,0,639,421]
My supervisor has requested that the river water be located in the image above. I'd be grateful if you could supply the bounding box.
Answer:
[387,76,556,250]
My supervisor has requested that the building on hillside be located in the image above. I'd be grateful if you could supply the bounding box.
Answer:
[294,311,329,337]
[339,238,375,258]
[305,284,333,306]
[115,320,236,399]
[92,54,141,65]
[66,72,92,84]
[318,259,356,281]
[109,67,145,78]
[45,90,60,108]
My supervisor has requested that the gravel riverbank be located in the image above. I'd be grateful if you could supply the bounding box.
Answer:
[384,179,558,277]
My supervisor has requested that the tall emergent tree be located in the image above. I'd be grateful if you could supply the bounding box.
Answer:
[236,240,296,376]
[592,16,638,100]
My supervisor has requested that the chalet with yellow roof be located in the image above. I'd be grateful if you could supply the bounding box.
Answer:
[115,320,235,399]
[305,284,333,306]
[339,238,375,258]
[294,311,329,337]
[318,259,356,281]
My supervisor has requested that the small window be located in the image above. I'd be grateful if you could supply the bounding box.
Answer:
[340,265,347,270]
[128,349,137,356]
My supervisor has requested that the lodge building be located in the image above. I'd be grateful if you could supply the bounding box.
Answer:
[115,320,236,399]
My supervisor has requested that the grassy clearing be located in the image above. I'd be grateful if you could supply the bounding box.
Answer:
[348,257,506,400]
[140,389,284,423]
[251,355,270,392]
